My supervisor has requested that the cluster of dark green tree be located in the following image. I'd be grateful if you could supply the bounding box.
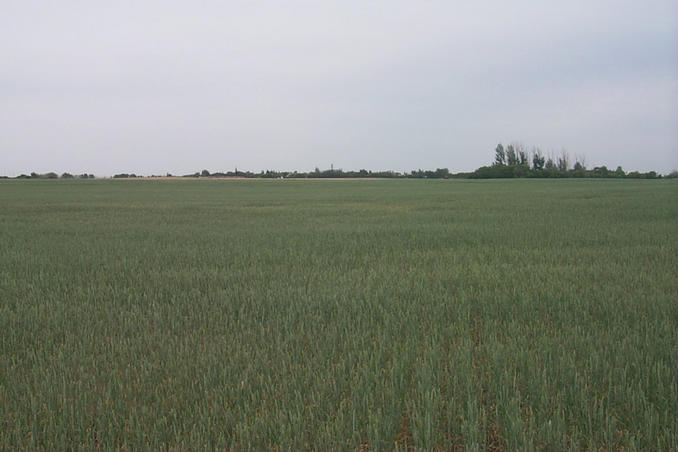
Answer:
[14,172,95,179]
[470,143,664,179]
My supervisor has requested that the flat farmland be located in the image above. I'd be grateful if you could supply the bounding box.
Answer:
[1,179,676,450]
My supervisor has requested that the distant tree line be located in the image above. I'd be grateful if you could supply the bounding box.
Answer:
[181,167,468,179]
[470,143,667,179]
[12,172,95,179]
[5,144,675,180]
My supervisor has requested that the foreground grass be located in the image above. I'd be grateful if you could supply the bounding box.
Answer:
[1,179,676,450]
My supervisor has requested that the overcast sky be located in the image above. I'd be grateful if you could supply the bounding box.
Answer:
[1,0,676,176]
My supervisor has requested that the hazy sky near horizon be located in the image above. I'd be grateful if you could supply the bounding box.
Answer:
[1,1,676,176]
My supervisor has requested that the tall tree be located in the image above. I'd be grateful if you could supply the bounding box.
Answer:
[506,145,518,166]
[494,143,506,166]
[518,150,528,166]
[557,150,569,172]
[532,149,545,170]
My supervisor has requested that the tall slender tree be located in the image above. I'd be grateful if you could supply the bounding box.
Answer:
[494,143,506,166]
[532,149,545,170]
[506,145,518,166]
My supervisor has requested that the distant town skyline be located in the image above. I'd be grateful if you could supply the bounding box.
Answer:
[1,0,676,177]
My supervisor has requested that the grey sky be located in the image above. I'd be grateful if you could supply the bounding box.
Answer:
[1,0,676,176]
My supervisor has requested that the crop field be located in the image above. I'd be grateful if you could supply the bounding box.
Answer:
[1,179,677,450]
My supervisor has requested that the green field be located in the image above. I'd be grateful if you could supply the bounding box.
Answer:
[1,179,676,450]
